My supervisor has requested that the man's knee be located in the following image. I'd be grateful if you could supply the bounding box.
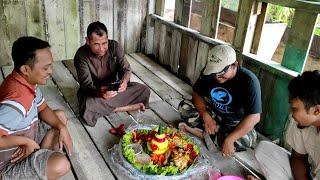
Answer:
[53,109,67,125]
[47,152,71,178]
[136,83,150,95]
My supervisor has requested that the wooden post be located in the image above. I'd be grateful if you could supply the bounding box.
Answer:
[153,0,165,61]
[250,2,267,54]
[233,0,256,52]
[113,1,127,51]
[79,0,98,43]
[168,0,183,73]
[0,0,32,66]
[181,0,192,27]
[176,0,197,84]
[145,0,156,54]
[98,0,114,40]
[281,10,318,73]
[63,0,80,59]
[200,0,221,38]
[194,0,221,84]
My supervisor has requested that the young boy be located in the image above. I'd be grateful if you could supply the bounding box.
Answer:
[0,37,73,179]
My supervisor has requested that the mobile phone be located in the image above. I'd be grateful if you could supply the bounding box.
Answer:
[108,81,121,91]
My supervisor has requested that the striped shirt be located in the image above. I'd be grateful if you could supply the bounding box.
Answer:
[0,71,47,173]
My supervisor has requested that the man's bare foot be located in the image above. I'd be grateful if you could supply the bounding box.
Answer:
[114,103,145,112]
[178,122,204,139]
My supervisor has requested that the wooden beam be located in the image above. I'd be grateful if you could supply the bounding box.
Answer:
[195,0,221,85]
[151,14,225,46]
[126,0,146,53]
[153,0,165,61]
[158,25,173,66]
[145,0,156,54]
[169,30,181,74]
[98,0,114,39]
[200,0,221,38]
[233,0,255,54]
[0,0,28,66]
[79,0,97,43]
[63,0,80,60]
[258,0,320,14]
[181,0,191,27]
[178,36,199,84]
[44,0,66,60]
[113,0,126,50]
[281,10,318,72]
[155,0,165,16]
[25,0,45,39]
[250,2,267,54]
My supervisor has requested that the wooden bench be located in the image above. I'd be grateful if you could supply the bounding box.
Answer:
[0,53,264,179]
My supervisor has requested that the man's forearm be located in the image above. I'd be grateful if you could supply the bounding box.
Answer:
[192,92,209,118]
[226,113,260,143]
[0,135,33,149]
[122,71,131,84]
[290,150,310,180]
[38,107,65,130]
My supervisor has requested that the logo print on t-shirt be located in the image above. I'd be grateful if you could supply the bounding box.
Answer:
[210,87,232,113]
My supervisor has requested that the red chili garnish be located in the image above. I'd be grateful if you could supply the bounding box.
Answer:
[146,136,152,142]
[150,144,158,151]
[191,150,198,158]
[186,144,194,151]
[151,130,157,136]
[169,142,176,149]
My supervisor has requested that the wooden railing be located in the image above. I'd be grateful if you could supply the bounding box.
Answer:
[145,0,319,143]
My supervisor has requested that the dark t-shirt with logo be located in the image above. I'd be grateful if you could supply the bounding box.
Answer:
[193,67,262,132]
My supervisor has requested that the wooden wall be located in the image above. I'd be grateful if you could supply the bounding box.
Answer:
[147,0,319,143]
[0,0,151,66]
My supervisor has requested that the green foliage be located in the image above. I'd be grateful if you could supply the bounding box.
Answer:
[315,28,320,36]
[221,0,239,12]
[266,4,295,27]
[316,16,320,36]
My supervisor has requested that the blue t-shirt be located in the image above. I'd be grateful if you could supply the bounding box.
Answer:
[193,67,262,131]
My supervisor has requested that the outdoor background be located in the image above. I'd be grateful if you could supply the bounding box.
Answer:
[163,0,320,72]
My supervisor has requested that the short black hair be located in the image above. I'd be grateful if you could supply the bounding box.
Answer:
[87,21,108,38]
[12,36,50,72]
[288,70,320,110]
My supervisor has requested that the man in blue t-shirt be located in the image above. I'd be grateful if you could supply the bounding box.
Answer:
[179,45,262,156]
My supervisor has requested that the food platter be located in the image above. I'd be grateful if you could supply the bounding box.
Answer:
[122,124,199,175]
[108,124,219,180]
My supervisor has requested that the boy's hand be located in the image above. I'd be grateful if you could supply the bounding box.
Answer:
[58,126,73,156]
[11,139,40,163]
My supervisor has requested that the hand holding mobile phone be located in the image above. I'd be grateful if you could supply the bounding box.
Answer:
[108,81,121,91]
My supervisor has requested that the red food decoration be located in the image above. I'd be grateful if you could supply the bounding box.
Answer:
[150,144,159,151]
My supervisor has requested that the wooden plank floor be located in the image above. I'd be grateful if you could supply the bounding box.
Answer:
[0,53,263,179]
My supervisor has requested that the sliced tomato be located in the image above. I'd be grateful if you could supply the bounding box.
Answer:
[150,144,158,151]
[158,154,165,164]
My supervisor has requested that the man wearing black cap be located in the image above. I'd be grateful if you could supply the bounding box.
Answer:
[179,45,262,156]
